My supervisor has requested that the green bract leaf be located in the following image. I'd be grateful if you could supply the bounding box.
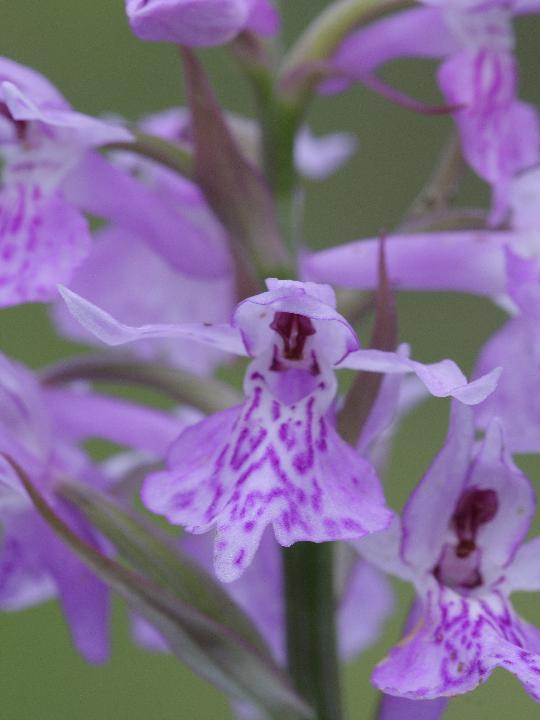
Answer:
[5,456,312,720]
[181,48,291,279]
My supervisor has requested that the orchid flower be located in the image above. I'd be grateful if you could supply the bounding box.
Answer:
[0,58,131,305]
[302,164,540,453]
[356,402,540,702]
[59,278,499,581]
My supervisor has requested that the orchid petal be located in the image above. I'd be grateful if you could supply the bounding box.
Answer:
[320,7,456,94]
[373,587,540,700]
[43,515,110,664]
[234,279,359,363]
[475,317,540,453]
[505,536,540,592]
[401,402,474,574]
[144,366,391,582]
[469,418,535,574]
[302,232,511,298]
[45,390,183,458]
[0,185,90,306]
[52,225,234,373]
[339,349,500,405]
[58,285,247,356]
[0,512,56,610]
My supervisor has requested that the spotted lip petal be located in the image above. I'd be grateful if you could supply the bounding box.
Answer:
[0,186,91,306]
[58,285,247,356]
[373,586,540,702]
[143,363,392,582]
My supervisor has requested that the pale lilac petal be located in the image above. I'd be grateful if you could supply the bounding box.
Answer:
[468,418,535,574]
[505,536,540,592]
[475,318,540,453]
[126,0,252,46]
[339,349,501,405]
[354,518,415,584]
[320,7,456,94]
[58,285,246,356]
[438,50,540,221]
[245,0,279,35]
[142,405,241,530]
[0,185,90,306]
[144,367,391,582]
[53,225,234,373]
[401,402,474,574]
[64,152,232,279]
[42,512,109,663]
[234,279,359,363]
[0,512,56,610]
[0,57,67,110]
[356,372,405,457]
[509,166,540,230]
[294,127,358,181]
[373,587,540,700]
[379,696,448,720]
[302,232,511,297]
[338,560,394,660]
[45,389,182,457]
[1,81,131,145]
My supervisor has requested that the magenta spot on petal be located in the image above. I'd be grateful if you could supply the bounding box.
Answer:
[234,548,246,567]
[244,521,255,533]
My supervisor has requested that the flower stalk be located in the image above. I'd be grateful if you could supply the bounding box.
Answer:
[283,542,343,720]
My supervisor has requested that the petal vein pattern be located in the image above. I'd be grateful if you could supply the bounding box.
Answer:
[143,364,392,582]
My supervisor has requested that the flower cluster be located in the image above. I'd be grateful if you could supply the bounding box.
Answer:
[3,2,540,719]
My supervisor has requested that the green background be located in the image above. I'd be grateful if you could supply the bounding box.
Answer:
[2,2,540,718]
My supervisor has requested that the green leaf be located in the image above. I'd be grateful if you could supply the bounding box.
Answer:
[5,455,312,720]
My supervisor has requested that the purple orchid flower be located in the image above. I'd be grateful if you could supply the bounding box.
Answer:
[0,351,181,662]
[59,278,499,581]
[321,0,540,222]
[125,0,279,47]
[0,58,132,306]
[356,401,540,703]
[302,162,540,453]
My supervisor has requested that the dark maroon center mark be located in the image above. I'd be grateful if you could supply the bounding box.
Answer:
[270,312,316,361]
[452,488,499,558]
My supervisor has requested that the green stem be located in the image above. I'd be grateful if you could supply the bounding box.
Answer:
[249,67,305,263]
[283,542,343,720]
[39,356,241,415]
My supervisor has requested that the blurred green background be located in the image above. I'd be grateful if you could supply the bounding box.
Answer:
[2,2,540,718]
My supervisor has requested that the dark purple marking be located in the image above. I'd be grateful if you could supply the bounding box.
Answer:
[270,312,316,361]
